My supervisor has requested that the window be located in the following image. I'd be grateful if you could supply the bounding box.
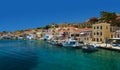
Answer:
[94,26,96,29]
[94,32,96,35]
[71,34,74,37]
[97,32,99,35]
[84,38,86,40]
[118,34,119,38]
[106,26,108,29]
[97,26,99,29]
[100,32,102,36]
[97,38,99,42]
[95,38,96,41]
[100,26,102,30]
[111,35,113,38]
[100,38,102,41]
[87,38,89,40]
[76,34,79,37]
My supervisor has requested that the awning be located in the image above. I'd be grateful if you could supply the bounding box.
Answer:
[80,32,85,34]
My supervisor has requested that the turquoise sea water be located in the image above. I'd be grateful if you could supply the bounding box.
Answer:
[0,40,120,70]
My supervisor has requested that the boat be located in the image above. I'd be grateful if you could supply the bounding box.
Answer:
[50,40,57,45]
[108,38,120,47]
[62,39,83,48]
[82,45,98,53]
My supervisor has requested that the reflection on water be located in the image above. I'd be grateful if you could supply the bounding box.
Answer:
[0,40,120,70]
[0,40,39,70]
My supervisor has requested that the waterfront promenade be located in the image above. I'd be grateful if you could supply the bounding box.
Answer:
[98,46,120,52]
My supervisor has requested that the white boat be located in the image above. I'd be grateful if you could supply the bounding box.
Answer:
[108,38,120,47]
[82,45,98,53]
[62,39,83,48]
[50,40,58,45]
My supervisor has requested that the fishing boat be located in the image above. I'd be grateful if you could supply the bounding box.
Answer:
[62,39,83,48]
[108,38,120,47]
[50,40,58,45]
[82,45,98,53]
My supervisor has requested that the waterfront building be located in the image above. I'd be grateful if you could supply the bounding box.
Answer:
[35,29,44,39]
[36,32,43,39]
[57,28,68,36]
[23,29,37,40]
[13,31,24,40]
[43,33,53,40]
[69,28,81,40]
[79,28,92,43]
[25,34,35,40]
[0,32,7,39]
[48,26,80,41]
[0,32,12,39]
[115,30,120,38]
[110,26,120,38]
[55,26,92,42]
[43,29,54,40]
[92,23,111,43]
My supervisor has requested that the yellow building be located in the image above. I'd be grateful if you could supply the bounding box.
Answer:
[92,23,111,43]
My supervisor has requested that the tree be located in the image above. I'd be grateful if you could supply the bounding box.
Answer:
[43,25,51,29]
[100,11,117,24]
[36,27,43,29]
[113,16,120,26]
[89,17,98,23]
[55,24,58,28]
[74,25,79,28]
[2,31,7,33]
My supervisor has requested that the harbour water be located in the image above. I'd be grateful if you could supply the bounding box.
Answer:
[0,40,120,70]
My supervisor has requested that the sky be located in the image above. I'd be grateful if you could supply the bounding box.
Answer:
[0,0,120,32]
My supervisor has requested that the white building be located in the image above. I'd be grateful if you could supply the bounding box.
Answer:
[115,30,120,38]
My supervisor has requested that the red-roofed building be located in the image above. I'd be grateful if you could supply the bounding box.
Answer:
[78,28,92,43]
